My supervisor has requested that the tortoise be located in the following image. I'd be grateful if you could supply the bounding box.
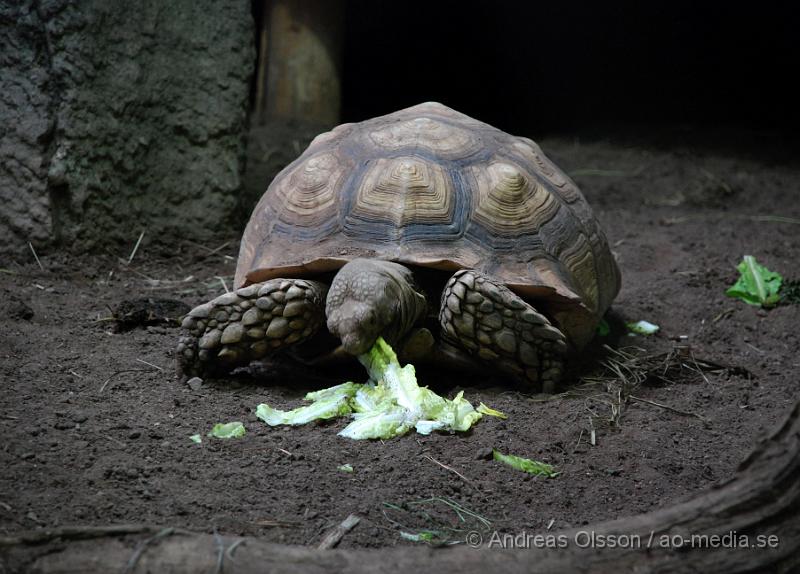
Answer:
[177,102,620,392]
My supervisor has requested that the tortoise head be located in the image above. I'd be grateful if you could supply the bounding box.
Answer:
[326,259,426,356]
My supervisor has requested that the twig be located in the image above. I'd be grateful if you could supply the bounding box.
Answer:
[216,276,230,293]
[629,395,708,424]
[136,358,164,371]
[424,455,474,487]
[127,231,145,264]
[276,448,293,457]
[28,242,44,271]
[316,514,360,550]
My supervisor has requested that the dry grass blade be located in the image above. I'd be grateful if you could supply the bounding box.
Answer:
[573,344,746,433]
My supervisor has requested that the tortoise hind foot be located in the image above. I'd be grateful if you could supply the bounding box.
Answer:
[439,269,567,393]
[177,279,328,378]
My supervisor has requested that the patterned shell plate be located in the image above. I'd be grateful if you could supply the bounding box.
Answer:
[236,102,620,346]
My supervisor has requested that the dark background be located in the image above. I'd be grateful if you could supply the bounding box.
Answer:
[339,1,799,139]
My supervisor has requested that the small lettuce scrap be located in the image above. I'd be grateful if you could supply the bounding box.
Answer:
[255,337,485,440]
[208,421,246,439]
[726,255,782,307]
[492,449,558,477]
[626,320,660,335]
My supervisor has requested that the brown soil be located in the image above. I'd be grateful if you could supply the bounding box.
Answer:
[1,132,798,553]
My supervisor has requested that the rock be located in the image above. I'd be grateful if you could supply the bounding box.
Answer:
[0,1,254,257]
[475,447,494,460]
[186,377,203,391]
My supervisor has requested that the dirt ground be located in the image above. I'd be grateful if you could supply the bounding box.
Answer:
[1,129,798,554]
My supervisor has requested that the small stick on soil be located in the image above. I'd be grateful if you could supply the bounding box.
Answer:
[216,276,230,293]
[0,501,12,511]
[136,358,164,371]
[316,514,361,550]
[629,395,708,424]
[424,455,474,487]
[276,448,293,457]
[127,230,145,264]
[1,415,19,421]
[28,242,44,271]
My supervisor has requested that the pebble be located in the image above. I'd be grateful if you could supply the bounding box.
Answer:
[475,447,494,460]
[128,430,142,439]
[186,377,203,391]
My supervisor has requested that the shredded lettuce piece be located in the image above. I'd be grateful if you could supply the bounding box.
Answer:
[208,421,246,439]
[338,407,410,439]
[493,449,558,477]
[304,381,360,402]
[255,337,485,439]
[337,463,354,473]
[626,320,660,335]
[477,403,507,419]
[189,434,202,444]
[256,396,352,426]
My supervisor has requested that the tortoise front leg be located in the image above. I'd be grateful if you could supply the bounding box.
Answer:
[177,278,328,378]
[439,270,567,392]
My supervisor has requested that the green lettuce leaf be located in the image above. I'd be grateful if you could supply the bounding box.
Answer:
[256,396,352,426]
[338,407,411,439]
[208,421,246,439]
[493,449,558,477]
[477,403,507,419]
[304,381,360,402]
[255,337,486,439]
[726,255,782,307]
[626,320,660,335]
[189,434,202,444]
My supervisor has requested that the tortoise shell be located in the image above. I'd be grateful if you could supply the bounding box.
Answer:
[236,102,620,348]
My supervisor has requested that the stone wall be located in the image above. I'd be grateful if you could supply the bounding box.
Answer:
[0,0,254,260]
